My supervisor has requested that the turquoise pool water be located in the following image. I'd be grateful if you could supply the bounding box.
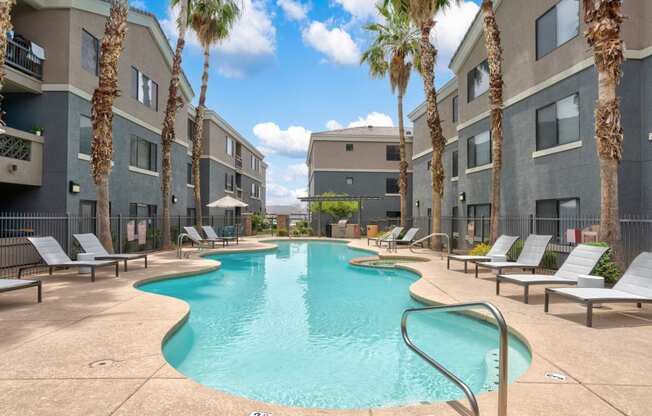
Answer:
[139,241,531,409]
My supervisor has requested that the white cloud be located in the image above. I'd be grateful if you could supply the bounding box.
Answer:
[431,1,479,72]
[333,0,378,20]
[130,0,147,10]
[302,21,360,65]
[347,112,394,128]
[277,0,309,21]
[325,120,343,130]
[252,122,311,158]
[266,183,308,205]
[161,0,276,78]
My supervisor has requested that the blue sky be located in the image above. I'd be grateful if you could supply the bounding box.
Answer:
[131,0,480,205]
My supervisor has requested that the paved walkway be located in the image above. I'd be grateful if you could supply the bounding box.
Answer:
[1,237,650,415]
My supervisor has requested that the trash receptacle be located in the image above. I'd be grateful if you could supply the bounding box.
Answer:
[367,224,379,238]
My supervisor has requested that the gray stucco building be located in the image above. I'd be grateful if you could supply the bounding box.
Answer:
[409,0,652,244]
[0,0,266,220]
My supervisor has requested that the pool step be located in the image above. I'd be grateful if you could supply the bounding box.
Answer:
[482,348,500,392]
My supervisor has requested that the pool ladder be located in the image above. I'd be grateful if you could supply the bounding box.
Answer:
[401,301,509,416]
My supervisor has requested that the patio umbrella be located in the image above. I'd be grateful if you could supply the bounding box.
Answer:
[206,195,248,208]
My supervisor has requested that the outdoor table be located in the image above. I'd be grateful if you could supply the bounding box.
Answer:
[77,252,95,274]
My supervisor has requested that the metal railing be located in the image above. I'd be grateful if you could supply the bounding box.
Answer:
[5,38,44,80]
[234,154,243,169]
[401,302,509,416]
[410,232,450,258]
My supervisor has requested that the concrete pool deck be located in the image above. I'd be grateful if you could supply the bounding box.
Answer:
[1,237,651,415]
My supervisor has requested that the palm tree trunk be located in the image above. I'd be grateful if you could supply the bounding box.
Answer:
[481,0,504,243]
[192,45,211,227]
[0,0,15,128]
[90,0,128,252]
[397,92,408,228]
[161,0,188,249]
[419,20,446,249]
[583,0,625,265]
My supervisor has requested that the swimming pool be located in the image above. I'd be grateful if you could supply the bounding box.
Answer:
[139,241,531,409]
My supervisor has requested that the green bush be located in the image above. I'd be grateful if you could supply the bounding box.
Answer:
[469,243,492,256]
[251,212,266,233]
[586,242,622,284]
[277,228,288,237]
[510,240,559,269]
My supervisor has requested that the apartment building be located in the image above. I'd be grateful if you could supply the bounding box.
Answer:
[307,126,413,230]
[0,0,265,219]
[409,0,652,242]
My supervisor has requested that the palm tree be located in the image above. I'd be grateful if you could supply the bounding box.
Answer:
[0,0,15,129]
[161,0,191,250]
[361,1,420,228]
[480,0,504,243]
[189,0,240,227]
[403,0,458,248]
[90,0,129,252]
[583,0,625,262]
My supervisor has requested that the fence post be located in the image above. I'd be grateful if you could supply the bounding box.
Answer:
[66,212,72,256]
[529,214,534,235]
[481,216,485,243]
[118,214,123,253]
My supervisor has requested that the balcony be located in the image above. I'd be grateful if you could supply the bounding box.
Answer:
[234,154,243,169]
[2,36,44,94]
[0,127,43,186]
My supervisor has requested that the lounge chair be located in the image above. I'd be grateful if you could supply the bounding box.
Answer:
[368,226,403,247]
[387,227,420,250]
[497,244,608,303]
[0,278,41,303]
[74,233,148,271]
[474,234,553,278]
[183,226,225,248]
[204,225,237,245]
[447,235,519,273]
[545,252,652,327]
[24,236,119,282]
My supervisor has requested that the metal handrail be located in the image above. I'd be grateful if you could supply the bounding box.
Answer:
[401,301,509,416]
[176,233,191,258]
[410,232,450,259]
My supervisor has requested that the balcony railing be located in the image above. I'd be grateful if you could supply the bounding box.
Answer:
[0,127,43,187]
[5,38,44,80]
[0,134,31,161]
[234,154,242,169]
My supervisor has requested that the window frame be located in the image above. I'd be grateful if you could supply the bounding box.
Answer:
[385,177,400,194]
[79,114,92,155]
[129,135,158,172]
[535,197,580,242]
[467,130,492,169]
[345,143,354,152]
[452,95,459,123]
[467,203,491,241]
[467,60,490,102]
[345,176,353,185]
[452,150,459,178]
[536,93,580,151]
[386,144,401,161]
[226,137,235,157]
[186,163,193,185]
[130,66,159,111]
[536,0,580,60]
[81,29,99,76]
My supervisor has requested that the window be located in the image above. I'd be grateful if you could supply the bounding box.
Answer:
[467,60,489,102]
[467,130,491,168]
[129,203,157,235]
[386,211,401,218]
[346,143,354,151]
[386,145,400,161]
[251,182,260,198]
[536,0,579,59]
[386,177,399,194]
[427,160,432,171]
[536,93,580,151]
[131,67,158,111]
[536,198,580,242]
[79,200,97,234]
[452,95,459,123]
[79,114,92,155]
[186,208,196,225]
[226,137,235,156]
[467,204,491,241]
[187,163,193,185]
[81,30,99,76]
[251,155,260,172]
[187,118,195,142]
[346,177,353,185]
[452,150,459,177]
[130,136,157,171]
[224,173,234,192]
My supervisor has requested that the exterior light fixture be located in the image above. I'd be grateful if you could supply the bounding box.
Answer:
[415,200,420,208]
[172,195,178,204]
[458,192,466,202]
[69,181,81,194]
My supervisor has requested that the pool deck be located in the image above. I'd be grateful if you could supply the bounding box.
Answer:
[1,237,651,415]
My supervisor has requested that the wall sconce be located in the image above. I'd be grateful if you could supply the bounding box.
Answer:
[69,181,81,194]
[415,200,420,208]
[458,192,466,202]
[172,195,178,204]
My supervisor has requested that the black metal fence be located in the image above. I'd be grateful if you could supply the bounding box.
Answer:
[0,213,244,279]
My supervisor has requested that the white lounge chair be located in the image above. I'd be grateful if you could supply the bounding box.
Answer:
[183,226,225,248]
[368,226,403,247]
[497,244,609,303]
[74,233,148,271]
[202,225,237,246]
[0,278,41,303]
[545,252,652,327]
[24,236,119,282]
[475,234,553,278]
[447,235,519,273]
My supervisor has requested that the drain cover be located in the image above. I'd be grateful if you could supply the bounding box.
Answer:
[544,372,567,381]
[248,412,272,416]
[89,359,116,368]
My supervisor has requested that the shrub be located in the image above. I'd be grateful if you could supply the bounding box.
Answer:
[469,243,492,256]
[277,228,288,237]
[586,242,622,284]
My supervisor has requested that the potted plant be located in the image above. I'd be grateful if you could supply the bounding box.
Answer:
[31,126,44,136]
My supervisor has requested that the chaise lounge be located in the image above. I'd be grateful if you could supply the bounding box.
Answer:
[545,252,652,327]
[474,234,553,278]
[368,226,403,247]
[447,235,519,273]
[184,226,225,248]
[24,236,119,282]
[386,227,420,251]
[202,225,237,246]
[0,278,41,303]
[496,244,608,303]
[74,233,148,271]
